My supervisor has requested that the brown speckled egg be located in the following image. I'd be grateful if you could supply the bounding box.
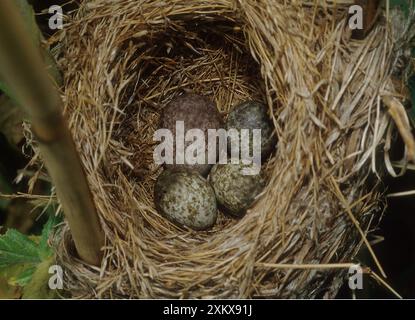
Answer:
[226,101,275,161]
[209,162,265,217]
[160,93,224,176]
[154,169,217,230]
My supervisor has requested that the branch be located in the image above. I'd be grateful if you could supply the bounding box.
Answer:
[0,0,104,266]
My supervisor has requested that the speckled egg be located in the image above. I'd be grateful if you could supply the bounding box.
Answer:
[160,93,224,176]
[154,169,218,230]
[209,162,265,217]
[226,101,275,161]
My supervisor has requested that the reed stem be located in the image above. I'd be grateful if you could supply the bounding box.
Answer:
[0,0,104,266]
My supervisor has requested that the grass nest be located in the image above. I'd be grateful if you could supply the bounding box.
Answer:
[30,0,415,298]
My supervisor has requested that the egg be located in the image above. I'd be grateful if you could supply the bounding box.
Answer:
[226,101,275,161]
[154,169,218,230]
[209,162,265,217]
[160,93,224,176]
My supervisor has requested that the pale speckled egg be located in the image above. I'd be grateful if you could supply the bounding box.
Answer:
[226,101,276,161]
[154,169,218,230]
[160,93,224,176]
[209,162,265,217]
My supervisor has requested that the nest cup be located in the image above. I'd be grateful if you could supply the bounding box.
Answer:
[41,0,411,298]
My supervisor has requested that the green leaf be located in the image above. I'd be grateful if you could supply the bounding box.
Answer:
[22,257,60,299]
[0,211,62,292]
[39,213,62,259]
[8,265,36,287]
[0,229,41,269]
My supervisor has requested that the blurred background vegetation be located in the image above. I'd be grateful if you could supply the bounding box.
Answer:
[0,0,414,298]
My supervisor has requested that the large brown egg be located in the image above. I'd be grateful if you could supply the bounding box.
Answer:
[159,93,223,176]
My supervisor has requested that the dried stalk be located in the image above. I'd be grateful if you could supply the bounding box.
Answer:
[0,0,104,266]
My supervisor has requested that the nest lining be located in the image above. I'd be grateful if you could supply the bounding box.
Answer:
[30,0,412,298]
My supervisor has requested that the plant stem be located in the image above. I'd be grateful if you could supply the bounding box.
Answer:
[0,0,104,266]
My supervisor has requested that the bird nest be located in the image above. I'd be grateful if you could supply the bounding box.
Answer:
[31,0,414,298]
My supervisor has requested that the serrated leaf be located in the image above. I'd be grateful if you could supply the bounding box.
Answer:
[0,213,59,271]
[8,265,36,287]
[0,260,35,297]
[0,229,41,269]
[0,213,60,293]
